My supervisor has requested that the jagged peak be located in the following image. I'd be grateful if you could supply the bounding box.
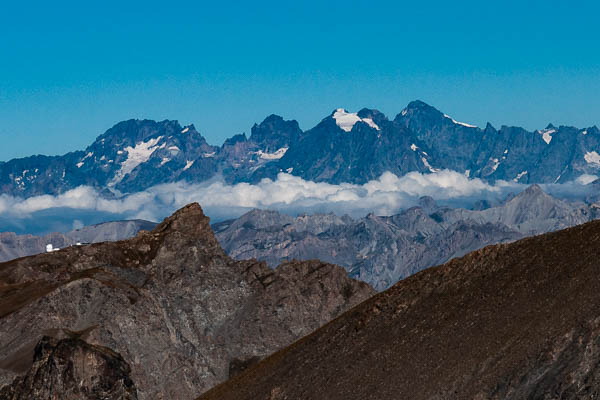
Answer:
[222,133,248,147]
[515,184,548,199]
[485,122,496,131]
[152,203,213,239]
[395,100,444,121]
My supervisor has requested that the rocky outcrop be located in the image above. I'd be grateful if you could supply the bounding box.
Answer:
[0,203,374,399]
[199,219,600,400]
[0,336,137,400]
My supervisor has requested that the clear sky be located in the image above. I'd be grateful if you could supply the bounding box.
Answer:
[1,0,599,161]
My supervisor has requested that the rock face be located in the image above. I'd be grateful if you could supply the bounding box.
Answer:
[215,185,599,290]
[0,219,157,263]
[0,336,137,400]
[2,101,600,196]
[0,203,374,399]
[199,219,600,400]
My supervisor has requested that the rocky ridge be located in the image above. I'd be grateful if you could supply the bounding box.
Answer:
[215,184,600,290]
[0,203,374,399]
[200,219,600,400]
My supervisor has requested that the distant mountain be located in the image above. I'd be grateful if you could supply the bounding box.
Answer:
[2,101,600,196]
[0,203,373,399]
[0,219,156,262]
[199,219,600,400]
[214,185,600,290]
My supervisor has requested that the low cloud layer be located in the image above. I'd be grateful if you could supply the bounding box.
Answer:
[0,170,597,234]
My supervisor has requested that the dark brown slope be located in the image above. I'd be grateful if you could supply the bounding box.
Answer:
[200,219,600,400]
[0,203,374,399]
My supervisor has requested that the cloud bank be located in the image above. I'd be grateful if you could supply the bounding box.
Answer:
[0,170,597,234]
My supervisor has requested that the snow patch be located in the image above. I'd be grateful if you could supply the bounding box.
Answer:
[514,171,528,182]
[583,130,589,135]
[110,136,165,185]
[76,162,84,168]
[333,109,380,132]
[503,149,508,154]
[160,158,170,166]
[443,114,477,128]
[203,152,216,158]
[410,144,418,151]
[286,167,294,173]
[538,128,556,144]
[184,160,194,170]
[421,157,439,173]
[255,147,288,160]
[465,169,470,177]
[181,127,190,134]
[584,151,600,166]
[490,158,500,172]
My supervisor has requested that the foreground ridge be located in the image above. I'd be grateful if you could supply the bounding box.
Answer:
[0,203,374,399]
[200,219,600,400]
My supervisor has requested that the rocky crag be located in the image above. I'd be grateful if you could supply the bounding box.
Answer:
[200,219,600,400]
[0,203,373,399]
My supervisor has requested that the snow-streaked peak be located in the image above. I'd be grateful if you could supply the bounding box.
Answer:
[443,114,477,128]
[110,136,166,186]
[537,128,556,144]
[333,109,380,132]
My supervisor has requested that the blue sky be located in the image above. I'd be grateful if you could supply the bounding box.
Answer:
[1,0,599,161]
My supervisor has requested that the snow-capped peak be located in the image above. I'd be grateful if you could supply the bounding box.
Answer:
[333,109,380,132]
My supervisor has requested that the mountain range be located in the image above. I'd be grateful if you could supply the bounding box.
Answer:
[2,101,600,197]
[214,184,599,290]
[2,185,598,291]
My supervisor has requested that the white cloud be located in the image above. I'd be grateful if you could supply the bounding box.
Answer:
[0,171,597,226]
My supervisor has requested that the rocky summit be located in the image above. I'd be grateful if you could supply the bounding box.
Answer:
[0,203,374,399]
[200,219,600,400]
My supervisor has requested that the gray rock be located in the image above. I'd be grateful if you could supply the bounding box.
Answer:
[215,185,600,290]
[0,336,137,400]
[0,203,374,399]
